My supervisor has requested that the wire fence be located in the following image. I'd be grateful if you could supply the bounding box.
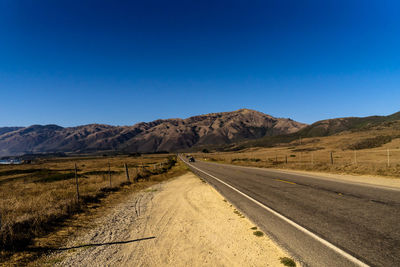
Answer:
[203,149,400,166]
[0,156,177,250]
[71,158,176,203]
[198,149,400,177]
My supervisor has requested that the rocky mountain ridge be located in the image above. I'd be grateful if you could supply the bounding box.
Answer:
[0,109,306,156]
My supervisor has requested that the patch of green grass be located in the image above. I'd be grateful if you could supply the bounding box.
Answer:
[145,188,158,192]
[250,226,257,230]
[280,257,296,267]
[253,230,264,237]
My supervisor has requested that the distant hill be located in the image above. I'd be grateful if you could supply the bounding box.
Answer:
[0,127,23,136]
[0,109,306,156]
[297,111,400,137]
[229,111,400,150]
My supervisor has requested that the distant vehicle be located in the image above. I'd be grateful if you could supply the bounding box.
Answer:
[189,157,195,162]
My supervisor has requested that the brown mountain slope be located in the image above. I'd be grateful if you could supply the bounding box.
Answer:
[297,111,400,137]
[0,109,306,156]
[225,111,400,151]
[0,127,23,136]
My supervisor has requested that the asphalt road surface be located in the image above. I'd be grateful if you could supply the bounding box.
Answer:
[181,157,400,267]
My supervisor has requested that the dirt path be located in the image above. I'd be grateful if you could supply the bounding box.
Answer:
[45,173,289,266]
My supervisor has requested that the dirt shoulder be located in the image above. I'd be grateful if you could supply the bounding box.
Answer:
[40,173,289,266]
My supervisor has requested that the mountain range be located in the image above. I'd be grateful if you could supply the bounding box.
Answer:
[2,109,399,157]
[0,109,306,156]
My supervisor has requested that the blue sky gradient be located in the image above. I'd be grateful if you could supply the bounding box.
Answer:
[1,0,399,126]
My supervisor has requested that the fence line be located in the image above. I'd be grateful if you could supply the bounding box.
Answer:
[68,158,175,205]
[201,148,400,169]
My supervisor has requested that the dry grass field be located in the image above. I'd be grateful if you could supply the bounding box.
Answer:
[0,154,177,258]
[194,125,400,178]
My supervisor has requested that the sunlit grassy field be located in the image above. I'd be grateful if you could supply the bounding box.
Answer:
[193,127,400,177]
[0,154,176,252]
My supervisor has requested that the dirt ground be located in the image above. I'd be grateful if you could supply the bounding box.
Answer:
[41,173,289,267]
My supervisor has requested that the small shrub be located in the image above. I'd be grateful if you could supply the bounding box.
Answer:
[234,210,242,216]
[280,257,296,267]
[253,231,264,237]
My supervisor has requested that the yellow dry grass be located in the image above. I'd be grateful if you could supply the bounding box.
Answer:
[0,154,175,255]
[193,127,400,178]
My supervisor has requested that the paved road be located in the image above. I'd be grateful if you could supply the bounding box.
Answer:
[182,157,400,267]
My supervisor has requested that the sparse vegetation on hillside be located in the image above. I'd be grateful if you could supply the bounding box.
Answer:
[347,135,396,150]
[194,121,400,177]
[208,112,400,152]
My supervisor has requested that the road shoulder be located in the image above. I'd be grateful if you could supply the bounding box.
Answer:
[270,167,400,190]
[41,173,290,266]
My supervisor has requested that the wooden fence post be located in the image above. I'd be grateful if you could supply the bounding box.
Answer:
[285,155,288,164]
[311,153,314,166]
[125,163,130,181]
[330,152,334,165]
[74,163,80,203]
[108,162,112,187]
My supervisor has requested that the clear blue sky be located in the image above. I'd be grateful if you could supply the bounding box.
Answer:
[1,0,399,127]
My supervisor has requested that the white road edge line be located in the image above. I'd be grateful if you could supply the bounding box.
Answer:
[206,161,400,192]
[183,158,369,267]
